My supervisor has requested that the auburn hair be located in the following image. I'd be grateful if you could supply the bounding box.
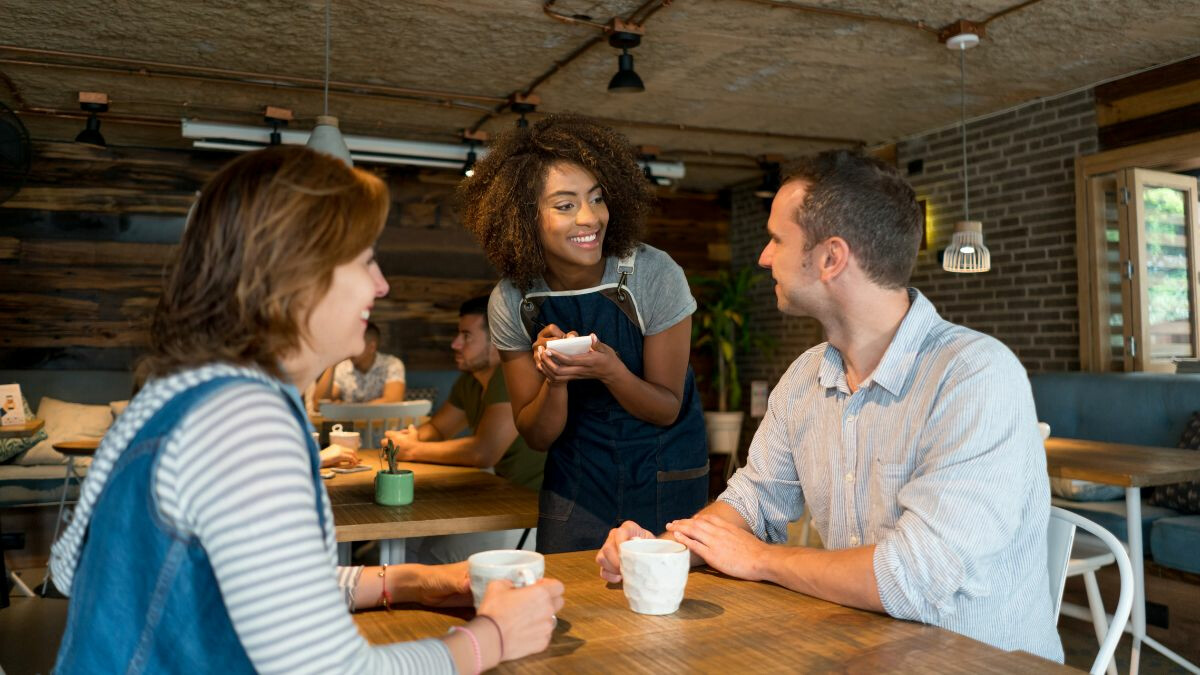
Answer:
[138,146,389,382]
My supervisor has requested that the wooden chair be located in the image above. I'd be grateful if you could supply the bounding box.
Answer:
[319,400,432,449]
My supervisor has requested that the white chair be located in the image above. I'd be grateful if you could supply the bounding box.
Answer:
[320,400,432,449]
[1048,506,1133,675]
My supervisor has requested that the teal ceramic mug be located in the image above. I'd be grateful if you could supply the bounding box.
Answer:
[375,469,414,506]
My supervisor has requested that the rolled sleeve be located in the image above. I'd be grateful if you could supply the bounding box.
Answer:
[871,348,1039,623]
[717,371,805,544]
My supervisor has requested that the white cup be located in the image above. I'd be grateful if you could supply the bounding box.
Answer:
[619,538,690,615]
[328,424,360,450]
[467,549,544,609]
[1038,422,1051,440]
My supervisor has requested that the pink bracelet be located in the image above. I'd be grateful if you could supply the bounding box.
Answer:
[476,613,504,661]
[448,625,482,675]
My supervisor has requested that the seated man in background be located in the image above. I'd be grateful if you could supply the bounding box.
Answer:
[386,297,545,563]
[596,150,1063,663]
[315,321,406,404]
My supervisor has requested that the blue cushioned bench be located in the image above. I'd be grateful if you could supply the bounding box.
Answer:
[1030,372,1200,576]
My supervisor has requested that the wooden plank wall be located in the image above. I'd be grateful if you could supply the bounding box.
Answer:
[0,141,727,373]
[1095,55,1200,150]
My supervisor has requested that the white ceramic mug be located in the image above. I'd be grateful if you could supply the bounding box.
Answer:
[619,538,690,615]
[328,424,360,450]
[467,549,544,608]
[1038,422,1051,440]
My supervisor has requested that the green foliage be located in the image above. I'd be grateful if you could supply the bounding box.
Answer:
[690,267,773,412]
[382,438,399,473]
[1142,186,1189,328]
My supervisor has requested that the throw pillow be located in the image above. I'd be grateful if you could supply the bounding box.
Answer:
[0,398,48,463]
[1151,411,1200,514]
[13,397,113,466]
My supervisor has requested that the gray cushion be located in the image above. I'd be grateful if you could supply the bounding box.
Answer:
[1150,411,1200,514]
[1150,515,1200,574]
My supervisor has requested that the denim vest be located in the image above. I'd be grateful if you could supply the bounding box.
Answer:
[55,375,325,674]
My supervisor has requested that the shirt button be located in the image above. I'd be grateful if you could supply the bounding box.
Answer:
[844,473,853,483]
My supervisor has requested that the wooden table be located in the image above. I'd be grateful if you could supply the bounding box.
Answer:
[327,453,538,563]
[45,437,102,595]
[0,418,43,438]
[1046,437,1200,675]
[355,550,1071,673]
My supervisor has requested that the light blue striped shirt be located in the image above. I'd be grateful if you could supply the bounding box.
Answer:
[720,290,1063,662]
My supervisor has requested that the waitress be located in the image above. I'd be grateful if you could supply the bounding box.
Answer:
[459,115,708,553]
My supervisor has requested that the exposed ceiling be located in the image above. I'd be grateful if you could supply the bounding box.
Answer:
[2,0,1199,191]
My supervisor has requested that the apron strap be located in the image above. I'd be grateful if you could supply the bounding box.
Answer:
[520,248,644,338]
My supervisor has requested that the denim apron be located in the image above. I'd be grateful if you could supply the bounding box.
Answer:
[521,253,709,553]
[55,375,325,674]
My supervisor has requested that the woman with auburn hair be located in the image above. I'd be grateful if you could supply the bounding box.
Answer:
[49,146,562,673]
[459,115,708,554]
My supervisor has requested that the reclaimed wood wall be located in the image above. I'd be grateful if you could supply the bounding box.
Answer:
[0,141,728,373]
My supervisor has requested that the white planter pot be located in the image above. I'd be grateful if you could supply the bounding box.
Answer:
[705,411,745,459]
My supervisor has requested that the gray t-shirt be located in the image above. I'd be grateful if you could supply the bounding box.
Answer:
[489,243,696,351]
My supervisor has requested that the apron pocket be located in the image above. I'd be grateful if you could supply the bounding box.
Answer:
[656,460,709,527]
[538,487,577,522]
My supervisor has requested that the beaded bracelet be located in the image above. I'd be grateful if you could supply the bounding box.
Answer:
[377,564,392,611]
[448,625,482,675]
[475,614,504,661]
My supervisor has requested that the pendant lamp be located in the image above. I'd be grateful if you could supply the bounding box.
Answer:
[306,0,352,166]
[941,31,989,273]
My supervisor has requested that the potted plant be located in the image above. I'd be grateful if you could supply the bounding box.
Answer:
[376,438,414,506]
[691,266,772,459]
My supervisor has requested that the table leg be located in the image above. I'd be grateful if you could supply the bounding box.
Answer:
[379,539,405,565]
[43,457,76,597]
[337,542,351,566]
[1124,488,1200,675]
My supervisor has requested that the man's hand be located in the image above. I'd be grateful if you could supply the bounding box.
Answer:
[383,425,420,461]
[414,561,472,607]
[595,520,656,583]
[666,514,769,581]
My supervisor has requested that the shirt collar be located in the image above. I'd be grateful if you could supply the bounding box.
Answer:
[817,288,941,397]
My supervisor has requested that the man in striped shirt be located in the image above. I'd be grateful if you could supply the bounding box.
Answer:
[598,150,1063,662]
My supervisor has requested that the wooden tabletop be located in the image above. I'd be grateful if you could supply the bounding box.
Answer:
[0,419,44,438]
[354,550,1071,673]
[1045,437,1200,488]
[328,453,538,542]
[51,438,101,456]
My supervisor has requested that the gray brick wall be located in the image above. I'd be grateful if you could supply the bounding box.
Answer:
[900,89,1097,372]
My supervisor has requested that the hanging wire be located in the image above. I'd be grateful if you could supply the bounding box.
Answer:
[960,46,969,222]
[323,0,330,116]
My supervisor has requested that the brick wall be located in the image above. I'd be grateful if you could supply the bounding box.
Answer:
[900,89,1097,372]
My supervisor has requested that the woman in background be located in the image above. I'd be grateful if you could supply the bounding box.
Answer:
[49,146,561,673]
[459,115,709,554]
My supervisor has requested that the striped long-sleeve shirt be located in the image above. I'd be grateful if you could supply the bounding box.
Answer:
[49,364,454,674]
[719,290,1064,662]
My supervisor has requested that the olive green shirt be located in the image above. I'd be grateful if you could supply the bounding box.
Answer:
[447,369,544,491]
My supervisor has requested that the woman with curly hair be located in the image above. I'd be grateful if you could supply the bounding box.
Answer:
[459,115,708,554]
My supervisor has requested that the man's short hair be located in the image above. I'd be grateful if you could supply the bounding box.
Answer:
[784,150,922,288]
[459,296,490,333]
[364,321,381,343]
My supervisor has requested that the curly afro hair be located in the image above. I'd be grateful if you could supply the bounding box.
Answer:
[457,114,654,292]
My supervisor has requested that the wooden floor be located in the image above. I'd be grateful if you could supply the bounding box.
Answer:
[3,564,1191,674]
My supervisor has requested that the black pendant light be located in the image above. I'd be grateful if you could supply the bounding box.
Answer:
[607,30,645,93]
[74,92,109,148]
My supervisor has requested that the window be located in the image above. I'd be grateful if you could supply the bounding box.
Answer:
[1076,133,1200,372]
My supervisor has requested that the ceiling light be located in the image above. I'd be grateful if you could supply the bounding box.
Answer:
[306,0,352,165]
[182,118,688,178]
[509,93,539,129]
[462,129,486,177]
[264,106,292,146]
[941,27,990,273]
[74,91,108,148]
[607,20,645,93]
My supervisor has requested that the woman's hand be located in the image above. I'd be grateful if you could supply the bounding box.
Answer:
[413,562,472,607]
[532,324,571,376]
[539,335,623,385]
[318,444,359,468]
[477,578,565,662]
